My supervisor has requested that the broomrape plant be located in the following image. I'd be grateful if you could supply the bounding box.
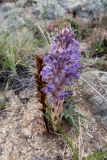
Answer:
[35,26,107,159]
[41,26,80,130]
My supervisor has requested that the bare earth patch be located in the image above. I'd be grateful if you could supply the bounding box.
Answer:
[0,88,107,160]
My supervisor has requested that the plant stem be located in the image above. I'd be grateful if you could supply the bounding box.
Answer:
[57,123,78,160]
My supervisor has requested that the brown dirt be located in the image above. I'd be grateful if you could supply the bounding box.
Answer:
[0,87,107,160]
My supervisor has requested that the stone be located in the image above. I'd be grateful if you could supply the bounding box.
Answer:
[80,70,107,129]
[31,0,65,20]
[0,2,14,12]
[57,0,86,11]
[0,0,107,30]
[101,116,107,128]
[0,3,34,31]
[16,0,32,7]
[30,0,107,22]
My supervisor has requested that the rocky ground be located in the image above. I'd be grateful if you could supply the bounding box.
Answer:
[0,72,107,160]
[0,0,107,160]
[0,0,107,31]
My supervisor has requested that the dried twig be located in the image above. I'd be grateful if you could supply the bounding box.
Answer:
[35,55,48,132]
[78,116,83,160]
[81,76,107,103]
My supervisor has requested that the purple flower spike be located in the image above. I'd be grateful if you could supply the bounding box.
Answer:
[41,26,81,105]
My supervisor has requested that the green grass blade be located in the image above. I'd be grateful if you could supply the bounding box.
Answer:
[84,145,107,160]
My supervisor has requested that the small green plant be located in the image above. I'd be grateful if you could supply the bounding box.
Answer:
[92,40,104,54]
[0,103,6,110]
[84,145,107,160]
[0,27,37,74]
[0,93,6,110]
[65,16,93,40]
[90,31,106,57]
[61,106,87,132]
[81,27,93,40]
[66,19,81,39]
[3,48,16,74]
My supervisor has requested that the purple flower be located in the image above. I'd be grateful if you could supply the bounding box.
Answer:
[59,91,72,99]
[41,27,81,105]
